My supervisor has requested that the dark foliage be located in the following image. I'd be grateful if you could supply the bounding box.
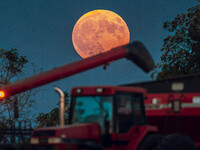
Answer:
[151,3,200,80]
[35,91,69,127]
[0,48,37,122]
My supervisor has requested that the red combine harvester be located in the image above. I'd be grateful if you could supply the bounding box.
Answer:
[126,75,200,148]
[0,41,198,150]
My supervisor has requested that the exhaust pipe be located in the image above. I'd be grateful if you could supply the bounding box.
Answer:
[54,87,65,127]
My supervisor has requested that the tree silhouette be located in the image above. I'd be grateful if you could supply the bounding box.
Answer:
[151,3,200,80]
[35,91,69,127]
[0,48,37,122]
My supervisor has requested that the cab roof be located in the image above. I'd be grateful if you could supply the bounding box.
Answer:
[71,86,147,96]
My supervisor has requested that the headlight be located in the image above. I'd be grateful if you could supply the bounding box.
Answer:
[30,138,39,144]
[96,88,103,93]
[48,137,62,144]
[76,88,82,93]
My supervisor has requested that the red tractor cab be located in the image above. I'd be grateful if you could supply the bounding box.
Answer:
[30,86,158,150]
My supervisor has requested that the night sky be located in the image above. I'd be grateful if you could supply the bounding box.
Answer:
[0,0,198,118]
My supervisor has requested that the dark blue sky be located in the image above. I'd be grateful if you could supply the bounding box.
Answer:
[0,0,198,117]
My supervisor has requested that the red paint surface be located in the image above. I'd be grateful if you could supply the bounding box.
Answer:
[145,92,200,145]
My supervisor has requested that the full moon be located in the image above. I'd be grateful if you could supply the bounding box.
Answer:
[72,9,130,58]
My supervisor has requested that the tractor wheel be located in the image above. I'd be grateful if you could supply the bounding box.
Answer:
[137,134,164,150]
[155,134,198,150]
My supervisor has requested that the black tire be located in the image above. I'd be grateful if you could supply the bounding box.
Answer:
[155,134,198,150]
[137,134,164,150]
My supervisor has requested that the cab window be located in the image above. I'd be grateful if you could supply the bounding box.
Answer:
[116,93,146,133]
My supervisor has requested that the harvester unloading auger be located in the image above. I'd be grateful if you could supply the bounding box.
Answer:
[0,41,154,99]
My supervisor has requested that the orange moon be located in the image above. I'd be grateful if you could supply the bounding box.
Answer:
[72,9,130,58]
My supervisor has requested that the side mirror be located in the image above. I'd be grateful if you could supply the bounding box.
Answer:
[125,41,154,73]
[172,99,181,113]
